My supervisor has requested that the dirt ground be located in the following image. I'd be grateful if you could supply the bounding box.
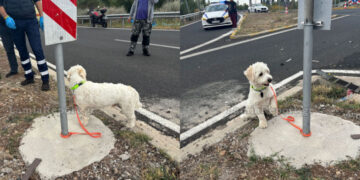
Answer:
[235,11,297,36]
[180,79,360,179]
[0,49,179,179]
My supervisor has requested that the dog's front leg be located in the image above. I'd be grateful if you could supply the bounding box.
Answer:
[270,97,278,116]
[255,108,267,128]
[78,106,89,126]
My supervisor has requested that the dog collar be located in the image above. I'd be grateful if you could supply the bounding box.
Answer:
[71,81,86,91]
[251,85,267,92]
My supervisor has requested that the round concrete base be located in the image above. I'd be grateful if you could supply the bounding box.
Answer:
[19,112,115,179]
[248,111,360,168]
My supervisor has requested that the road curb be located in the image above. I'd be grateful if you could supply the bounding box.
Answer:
[229,14,247,39]
[231,23,297,39]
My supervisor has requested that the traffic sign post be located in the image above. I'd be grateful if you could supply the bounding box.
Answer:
[43,0,78,136]
[298,0,332,135]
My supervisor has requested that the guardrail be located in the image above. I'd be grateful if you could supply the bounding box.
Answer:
[78,11,180,28]
[180,12,204,26]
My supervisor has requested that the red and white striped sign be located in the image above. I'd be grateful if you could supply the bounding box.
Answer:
[43,0,77,45]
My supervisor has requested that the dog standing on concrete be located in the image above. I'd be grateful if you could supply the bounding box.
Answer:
[240,62,278,128]
[67,65,142,128]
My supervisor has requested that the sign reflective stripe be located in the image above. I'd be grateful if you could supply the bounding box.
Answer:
[21,59,30,65]
[40,71,49,76]
[43,0,77,39]
[37,59,46,65]
[25,70,32,74]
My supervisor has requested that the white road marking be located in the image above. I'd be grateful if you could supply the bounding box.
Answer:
[180,28,296,60]
[180,14,243,55]
[114,39,180,50]
[181,20,201,28]
[180,69,360,143]
[180,30,234,55]
[180,15,350,60]
[78,26,180,32]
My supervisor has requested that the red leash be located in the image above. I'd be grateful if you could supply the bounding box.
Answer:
[270,86,311,137]
[60,95,102,138]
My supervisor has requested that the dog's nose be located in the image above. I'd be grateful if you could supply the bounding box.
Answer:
[268,78,272,83]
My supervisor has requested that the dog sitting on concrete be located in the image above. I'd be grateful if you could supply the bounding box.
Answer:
[240,62,278,128]
[67,65,142,128]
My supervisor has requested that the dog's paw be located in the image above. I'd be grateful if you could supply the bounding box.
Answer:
[126,121,136,128]
[240,114,247,120]
[259,121,268,129]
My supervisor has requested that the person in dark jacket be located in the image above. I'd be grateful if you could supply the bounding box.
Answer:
[0,0,50,91]
[126,0,159,56]
[224,0,238,28]
[0,16,18,78]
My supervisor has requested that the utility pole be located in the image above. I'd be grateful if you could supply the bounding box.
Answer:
[302,0,314,136]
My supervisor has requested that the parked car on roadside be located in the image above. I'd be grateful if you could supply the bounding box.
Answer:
[201,3,232,30]
[248,4,269,13]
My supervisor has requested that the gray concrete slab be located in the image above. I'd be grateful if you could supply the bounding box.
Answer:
[19,112,116,179]
[248,112,360,168]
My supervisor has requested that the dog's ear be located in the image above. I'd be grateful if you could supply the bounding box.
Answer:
[78,67,87,79]
[66,68,73,80]
[244,65,254,82]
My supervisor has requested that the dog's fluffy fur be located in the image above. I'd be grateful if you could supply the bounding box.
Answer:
[240,62,277,128]
[67,65,142,128]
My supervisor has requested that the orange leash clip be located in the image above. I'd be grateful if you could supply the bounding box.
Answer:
[60,95,102,138]
[270,86,311,137]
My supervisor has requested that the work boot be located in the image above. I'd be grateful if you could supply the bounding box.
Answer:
[41,81,50,91]
[126,50,134,56]
[143,46,150,56]
[5,71,18,78]
[127,42,137,56]
[21,78,35,86]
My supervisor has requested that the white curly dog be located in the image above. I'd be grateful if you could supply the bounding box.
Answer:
[240,62,278,128]
[67,65,142,128]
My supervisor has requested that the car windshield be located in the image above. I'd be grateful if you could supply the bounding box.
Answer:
[205,4,227,12]
[254,4,263,6]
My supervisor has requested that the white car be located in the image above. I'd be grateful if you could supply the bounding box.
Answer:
[202,3,232,30]
[248,4,269,13]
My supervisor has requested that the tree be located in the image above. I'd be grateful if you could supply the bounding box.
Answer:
[78,0,101,9]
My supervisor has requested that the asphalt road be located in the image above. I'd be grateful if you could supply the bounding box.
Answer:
[180,14,241,51]
[180,21,233,51]
[180,9,360,132]
[36,27,180,124]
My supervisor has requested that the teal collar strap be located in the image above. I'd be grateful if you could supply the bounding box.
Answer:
[251,85,267,92]
[71,81,86,91]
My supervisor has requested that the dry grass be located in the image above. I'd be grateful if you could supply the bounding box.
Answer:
[234,11,297,36]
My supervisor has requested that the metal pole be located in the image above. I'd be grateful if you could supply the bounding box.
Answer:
[55,43,68,136]
[302,0,314,135]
